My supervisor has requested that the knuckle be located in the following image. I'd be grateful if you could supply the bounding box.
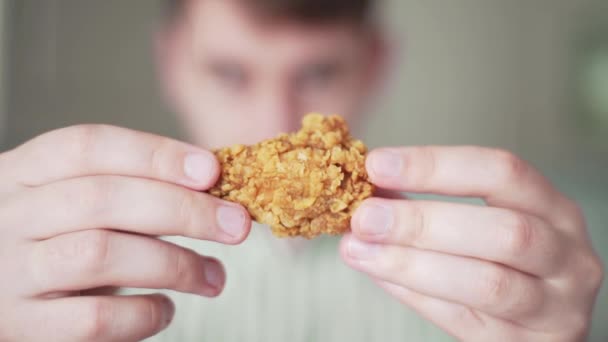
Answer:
[79,298,111,340]
[561,198,586,229]
[480,268,511,306]
[144,297,164,331]
[410,147,437,188]
[149,137,173,179]
[597,263,605,288]
[74,230,111,274]
[563,312,591,340]
[504,213,535,256]
[167,248,195,290]
[588,255,605,290]
[493,149,526,185]
[452,306,485,330]
[384,249,414,282]
[79,177,115,217]
[508,281,543,317]
[177,191,199,237]
[566,200,584,221]
[67,124,108,167]
[403,203,427,246]
[570,252,604,292]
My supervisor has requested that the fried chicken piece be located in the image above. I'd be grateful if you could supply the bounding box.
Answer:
[209,113,374,239]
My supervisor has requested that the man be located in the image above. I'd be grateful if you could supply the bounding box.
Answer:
[0,0,603,341]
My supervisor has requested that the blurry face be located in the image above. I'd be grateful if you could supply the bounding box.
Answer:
[160,0,379,148]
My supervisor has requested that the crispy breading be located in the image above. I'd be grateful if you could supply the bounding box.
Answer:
[209,113,374,238]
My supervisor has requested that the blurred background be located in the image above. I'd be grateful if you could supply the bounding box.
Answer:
[0,0,606,340]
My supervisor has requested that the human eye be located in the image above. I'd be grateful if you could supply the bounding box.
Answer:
[207,61,248,90]
[296,61,342,90]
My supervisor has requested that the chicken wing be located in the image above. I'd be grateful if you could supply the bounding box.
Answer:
[209,113,374,238]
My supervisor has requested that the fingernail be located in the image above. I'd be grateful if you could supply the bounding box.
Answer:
[348,238,379,260]
[203,259,225,290]
[216,205,246,238]
[184,152,215,184]
[359,203,394,235]
[369,150,404,178]
[160,296,175,327]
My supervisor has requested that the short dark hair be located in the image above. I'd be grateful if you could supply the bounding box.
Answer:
[165,0,376,26]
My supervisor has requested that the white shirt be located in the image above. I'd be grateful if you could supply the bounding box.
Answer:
[134,224,454,342]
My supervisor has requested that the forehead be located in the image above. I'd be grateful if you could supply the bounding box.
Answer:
[181,0,364,63]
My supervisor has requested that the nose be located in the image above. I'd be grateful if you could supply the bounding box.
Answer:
[252,84,301,137]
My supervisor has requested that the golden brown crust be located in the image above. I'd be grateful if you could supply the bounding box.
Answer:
[209,113,374,238]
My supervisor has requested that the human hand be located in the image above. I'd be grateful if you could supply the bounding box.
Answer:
[0,125,251,341]
[342,146,604,341]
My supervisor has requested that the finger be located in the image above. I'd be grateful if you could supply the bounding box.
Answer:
[3,124,219,190]
[373,187,407,200]
[81,286,121,296]
[351,198,566,277]
[365,146,579,227]
[16,294,174,342]
[4,175,250,242]
[340,235,547,321]
[27,230,224,297]
[374,280,534,342]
